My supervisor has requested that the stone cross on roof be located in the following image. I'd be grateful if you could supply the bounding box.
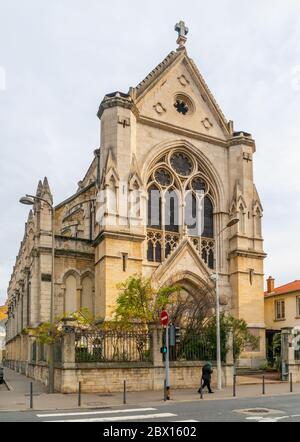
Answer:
[175,21,189,49]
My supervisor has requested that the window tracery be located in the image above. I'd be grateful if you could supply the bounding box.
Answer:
[146,149,215,267]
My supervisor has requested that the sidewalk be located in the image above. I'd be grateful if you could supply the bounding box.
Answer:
[1,367,300,412]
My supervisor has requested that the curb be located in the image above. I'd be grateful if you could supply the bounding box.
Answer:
[0,405,112,413]
[4,380,13,391]
[1,391,300,413]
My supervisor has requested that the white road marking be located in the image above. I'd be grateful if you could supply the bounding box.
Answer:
[37,408,156,418]
[46,413,177,422]
[246,415,290,423]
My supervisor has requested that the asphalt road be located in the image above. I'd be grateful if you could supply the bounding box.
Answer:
[1,394,300,422]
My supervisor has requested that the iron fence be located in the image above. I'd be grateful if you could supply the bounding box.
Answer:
[54,341,62,363]
[31,341,36,363]
[168,329,218,362]
[39,343,47,362]
[75,330,152,363]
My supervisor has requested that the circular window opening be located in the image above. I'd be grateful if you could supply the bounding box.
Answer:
[191,177,208,193]
[154,168,172,187]
[170,152,193,176]
[174,94,195,115]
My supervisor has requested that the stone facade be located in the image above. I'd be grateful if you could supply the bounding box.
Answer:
[6,25,266,374]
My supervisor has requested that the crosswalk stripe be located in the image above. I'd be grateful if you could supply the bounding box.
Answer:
[45,413,176,423]
[37,408,156,418]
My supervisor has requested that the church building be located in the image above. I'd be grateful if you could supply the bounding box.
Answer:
[6,23,266,369]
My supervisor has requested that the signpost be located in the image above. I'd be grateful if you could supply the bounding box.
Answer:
[160,311,170,400]
[160,310,169,327]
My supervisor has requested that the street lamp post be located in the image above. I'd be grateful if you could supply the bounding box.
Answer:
[20,194,55,394]
[214,217,239,391]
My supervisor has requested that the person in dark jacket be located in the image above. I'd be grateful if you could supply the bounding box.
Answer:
[198,362,214,394]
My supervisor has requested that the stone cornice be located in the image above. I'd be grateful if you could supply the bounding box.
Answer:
[228,135,256,150]
[37,245,94,260]
[55,235,93,244]
[228,249,267,260]
[138,115,229,148]
[137,117,256,151]
[97,93,139,119]
[93,230,146,247]
[54,250,94,260]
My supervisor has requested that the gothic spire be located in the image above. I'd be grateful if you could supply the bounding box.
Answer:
[36,180,43,197]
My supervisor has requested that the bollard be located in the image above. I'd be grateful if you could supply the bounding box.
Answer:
[164,379,167,402]
[233,375,236,397]
[290,373,293,393]
[262,376,265,395]
[78,382,81,407]
[123,380,127,405]
[30,382,33,409]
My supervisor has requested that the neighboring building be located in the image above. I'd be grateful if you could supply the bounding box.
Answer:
[265,277,300,331]
[6,23,266,371]
[0,306,7,363]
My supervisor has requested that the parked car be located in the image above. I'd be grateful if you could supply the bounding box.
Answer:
[0,366,4,384]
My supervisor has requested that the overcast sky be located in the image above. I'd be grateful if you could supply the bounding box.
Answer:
[0,0,300,305]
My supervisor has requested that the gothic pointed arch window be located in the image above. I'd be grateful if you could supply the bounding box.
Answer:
[65,274,77,314]
[165,188,179,233]
[254,206,262,237]
[146,150,215,268]
[203,196,214,238]
[107,175,117,213]
[147,184,162,229]
[81,275,94,317]
[130,180,141,219]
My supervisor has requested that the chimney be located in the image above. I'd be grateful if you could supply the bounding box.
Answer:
[267,276,275,294]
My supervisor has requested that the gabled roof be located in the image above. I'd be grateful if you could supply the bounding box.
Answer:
[132,51,180,98]
[129,48,230,135]
[265,280,300,297]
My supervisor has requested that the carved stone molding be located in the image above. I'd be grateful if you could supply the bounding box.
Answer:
[153,102,167,115]
[177,74,190,87]
[201,117,213,131]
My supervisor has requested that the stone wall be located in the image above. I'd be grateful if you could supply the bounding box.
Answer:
[52,362,232,394]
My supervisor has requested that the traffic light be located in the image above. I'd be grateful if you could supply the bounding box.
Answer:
[175,327,181,344]
[160,346,167,355]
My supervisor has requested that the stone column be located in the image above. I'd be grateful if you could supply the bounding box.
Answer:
[226,330,234,365]
[149,323,165,391]
[149,323,164,367]
[62,331,76,367]
[281,328,293,381]
[224,330,234,387]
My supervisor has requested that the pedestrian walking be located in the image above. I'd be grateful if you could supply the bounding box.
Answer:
[198,362,214,394]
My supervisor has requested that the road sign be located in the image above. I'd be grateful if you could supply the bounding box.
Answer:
[160,311,169,327]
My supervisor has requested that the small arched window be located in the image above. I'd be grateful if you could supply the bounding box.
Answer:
[81,276,94,316]
[65,274,77,314]
[255,207,262,237]
[107,175,117,213]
